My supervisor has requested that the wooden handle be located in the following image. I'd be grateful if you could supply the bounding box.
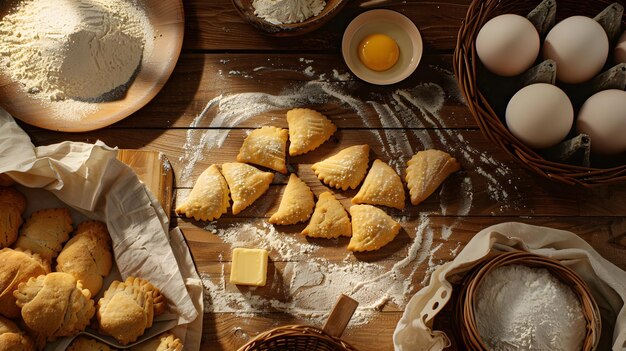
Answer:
[322,294,358,338]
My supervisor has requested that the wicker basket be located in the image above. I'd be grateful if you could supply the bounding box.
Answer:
[455,251,601,350]
[454,0,626,186]
[238,295,359,351]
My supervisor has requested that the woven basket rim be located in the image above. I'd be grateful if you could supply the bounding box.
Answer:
[454,0,626,187]
[455,251,601,350]
[238,324,359,351]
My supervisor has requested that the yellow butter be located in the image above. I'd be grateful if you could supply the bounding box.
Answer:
[229,248,268,286]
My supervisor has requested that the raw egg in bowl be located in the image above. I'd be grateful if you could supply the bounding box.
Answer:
[342,9,423,85]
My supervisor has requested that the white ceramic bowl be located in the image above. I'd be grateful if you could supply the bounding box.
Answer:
[342,9,423,85]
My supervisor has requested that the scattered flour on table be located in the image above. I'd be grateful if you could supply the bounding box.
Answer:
[252,0,326,25]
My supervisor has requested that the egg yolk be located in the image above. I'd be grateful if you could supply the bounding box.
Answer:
[358,34,400,72]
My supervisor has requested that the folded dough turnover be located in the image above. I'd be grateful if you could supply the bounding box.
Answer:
[405,150,461,206]
[269,174,314,225]
[237,126,289,174]
[0,187,26,249]
[221,162,274,215]
[0,248,50,318]
[311,145,370,191]
[175,164,230,221]
[0,315,35,351]
[287,108,337,156]
[130,331,183,351]
[14,208,73,261]
[352,159,405,209]
[302,192,351,239]
[348,205,401,252]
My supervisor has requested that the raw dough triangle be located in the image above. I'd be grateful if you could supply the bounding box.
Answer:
[302,192,352,239]
[348,205,401,252]
[222,162,274,215]
[237,126,289,174]
[175,164,230,221]
[405,150,461,206]
[269,174,315,225]
[352,159,405,209]
[311,145,370,190]
[287,108,337,156]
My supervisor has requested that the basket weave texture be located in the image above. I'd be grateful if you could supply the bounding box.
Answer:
[454,0,626,186]
[238,325,359,351]
[455,251,601,350]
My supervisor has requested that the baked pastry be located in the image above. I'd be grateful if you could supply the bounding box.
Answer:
[405,150,461,206]
[66,336,115,351]
[131,332,183,351]
[0,248,50,318]
[0,315,35,351]
[302,192,351,239]
[97,277,165,345]
[347,205,401,252]
[286,108,337,156]
[0,187,26,249]
[237,126,289,174]
[311,145,370,190]
[14,272,94,339]
[269,174,314,225]
[14,208,73,261]
[352,159,406,210]
[221,162,274,215]
[0,174,14,187]
[175,164,230,221]
[56,220,113,297]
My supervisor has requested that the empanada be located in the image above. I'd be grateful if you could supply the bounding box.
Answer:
[237,126,289,174]
[0,315,35,351]
[405,150,461,206]
[0,248,50,318]
[311,145,370,190]
[302,192,351,239]
[14,208,73,261]
[287,108,337,156]
[269,174,314,225]
[97,277,164,345]
[56,221,113,297]
[67,336,114,351]
[221,163,274,215]
[0,187,26,249]
[130,332,183,351]
[352,159,405,210]
[175,164,230,221]
[347,205,401,252]
[14,272,94,340]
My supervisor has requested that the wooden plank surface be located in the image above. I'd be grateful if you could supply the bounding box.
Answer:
[18,0,626,350]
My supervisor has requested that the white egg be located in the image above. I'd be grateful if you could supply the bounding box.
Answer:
[543,16,609,84]
[577,89,626,155]
[506,83,574,149]
[616,30,626,64]
[476,14,540,77]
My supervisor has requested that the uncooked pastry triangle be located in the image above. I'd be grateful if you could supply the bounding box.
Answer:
[405,149,461,206]
[311,145,370,190]
[302,192,352,239]
[221,162,274,215]
[237,126,289,173]
[175,164,230,221]
[269,174,314,225]
[287,108,337,156]
[348,205,401,252]
[352,159,405,209]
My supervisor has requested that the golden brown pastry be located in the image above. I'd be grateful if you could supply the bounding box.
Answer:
[175,164,230,221]
[221,162,274,215]
[0,315,35,351]
[14,272,94,340]
[302,192,352,239]
[97,277,165,345]
[352,159,406,210]
[269,174,315,225]
[56,220,113,297]
[311,145,370,190]
[0,248,50,318]
[237,126,289,174]
[0,187,26,249]
[287,108,337,156]
[14,208,73,261]
[347,205,401,252]
[130,332,183,351]
[405,150,461,206]
[66,336,115,351]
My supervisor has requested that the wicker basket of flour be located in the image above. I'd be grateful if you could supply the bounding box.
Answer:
[455,251,601,350]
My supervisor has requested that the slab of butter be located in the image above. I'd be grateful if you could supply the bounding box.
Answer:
[230,248,268,286]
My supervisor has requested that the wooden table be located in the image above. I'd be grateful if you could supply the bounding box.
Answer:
[21,1,626,350]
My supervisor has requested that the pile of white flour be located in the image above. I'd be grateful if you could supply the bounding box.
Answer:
[0,0,152,101]
[475,264,587,351]
[252,0,326,25]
